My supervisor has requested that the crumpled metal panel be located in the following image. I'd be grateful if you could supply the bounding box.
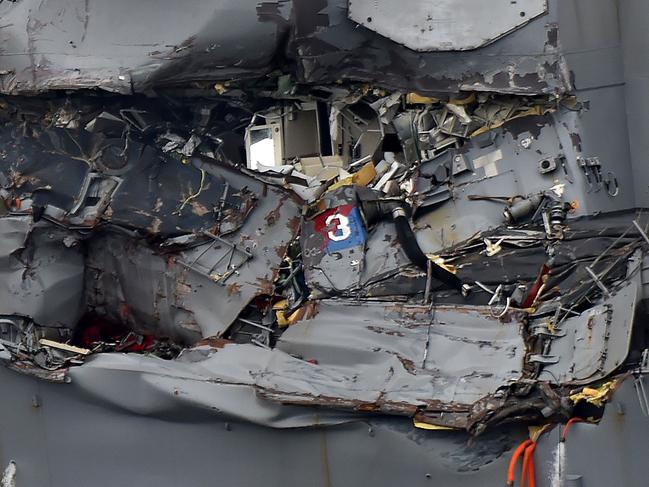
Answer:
[0,128,90,214]
[0,217,84,327]
[86,234,204,342]
[413,110,632,254]
[50,300,526,426]
[537,260,640,384]
[67,347,359,428]
[105,149,257,236]
[348,0,548,51]
[84,162,301,341]
[0,0,569,96]
[0,100,302,339]
[290,0,568,95]
[301,186,420,298]
[263,300,526,409]
[0,121,258,236]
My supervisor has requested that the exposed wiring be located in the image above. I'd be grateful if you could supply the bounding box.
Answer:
[176,168,206,214]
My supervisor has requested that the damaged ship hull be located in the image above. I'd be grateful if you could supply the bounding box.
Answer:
[0,0,649,486]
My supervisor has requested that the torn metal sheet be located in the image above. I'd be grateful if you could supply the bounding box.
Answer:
[0,97,302,341]
[413,110,631,254]
[537,260,640,384]
[55,299,527,429]
[290,0,569,95]
[82,159,301,340]
[269,300,526,409]
[301,186,424,298]
[66,349,358,428]
[0,93,644,436]
[0,0,570,96]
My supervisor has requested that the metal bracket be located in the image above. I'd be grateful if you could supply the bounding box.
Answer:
[0,342,10,361]
[604,171,619,197]
[634,375,649,417]
[538,157,557,175]
[640,349,649,374]
[577,156,604,193]
[528,354,560,365]
[529,323,566,338]
[177,232,253,285]
[633,220,649,246]
[558,155,574,183]
[585,266,612,298]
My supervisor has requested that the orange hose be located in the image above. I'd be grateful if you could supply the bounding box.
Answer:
[521,442,537,487]
[561,417,583,442]
[507,439,533,486]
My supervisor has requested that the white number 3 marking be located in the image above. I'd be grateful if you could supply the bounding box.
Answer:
[325,213,351,241]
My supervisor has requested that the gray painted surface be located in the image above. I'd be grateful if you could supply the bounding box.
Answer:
[348,0,548,51]
[619,0,649,208]
[539,269,639,384]
[0,0,280,94]
[0,366,647,487]
[0,365,523,487]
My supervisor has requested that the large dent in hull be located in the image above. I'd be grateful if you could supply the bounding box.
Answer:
[0,0,281,94]
[0,0,569,96]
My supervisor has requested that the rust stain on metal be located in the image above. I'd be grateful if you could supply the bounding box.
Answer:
[303,301,318,319]
[195,337,233,349]
[258,389,420,416]
[367,325,405,337]
[266,206,281,225]
[287,215,301,235]
[265,193,289,226]
[7,169,35,188]
[191,201,210,216]
[256,277,274,295]
[8,362,67,382]
[275,243,288,258]
[288,301,319,323]
[396,354,416,373]
[227,282,242,296]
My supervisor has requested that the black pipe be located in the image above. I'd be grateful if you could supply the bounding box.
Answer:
[390,206,467,295]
